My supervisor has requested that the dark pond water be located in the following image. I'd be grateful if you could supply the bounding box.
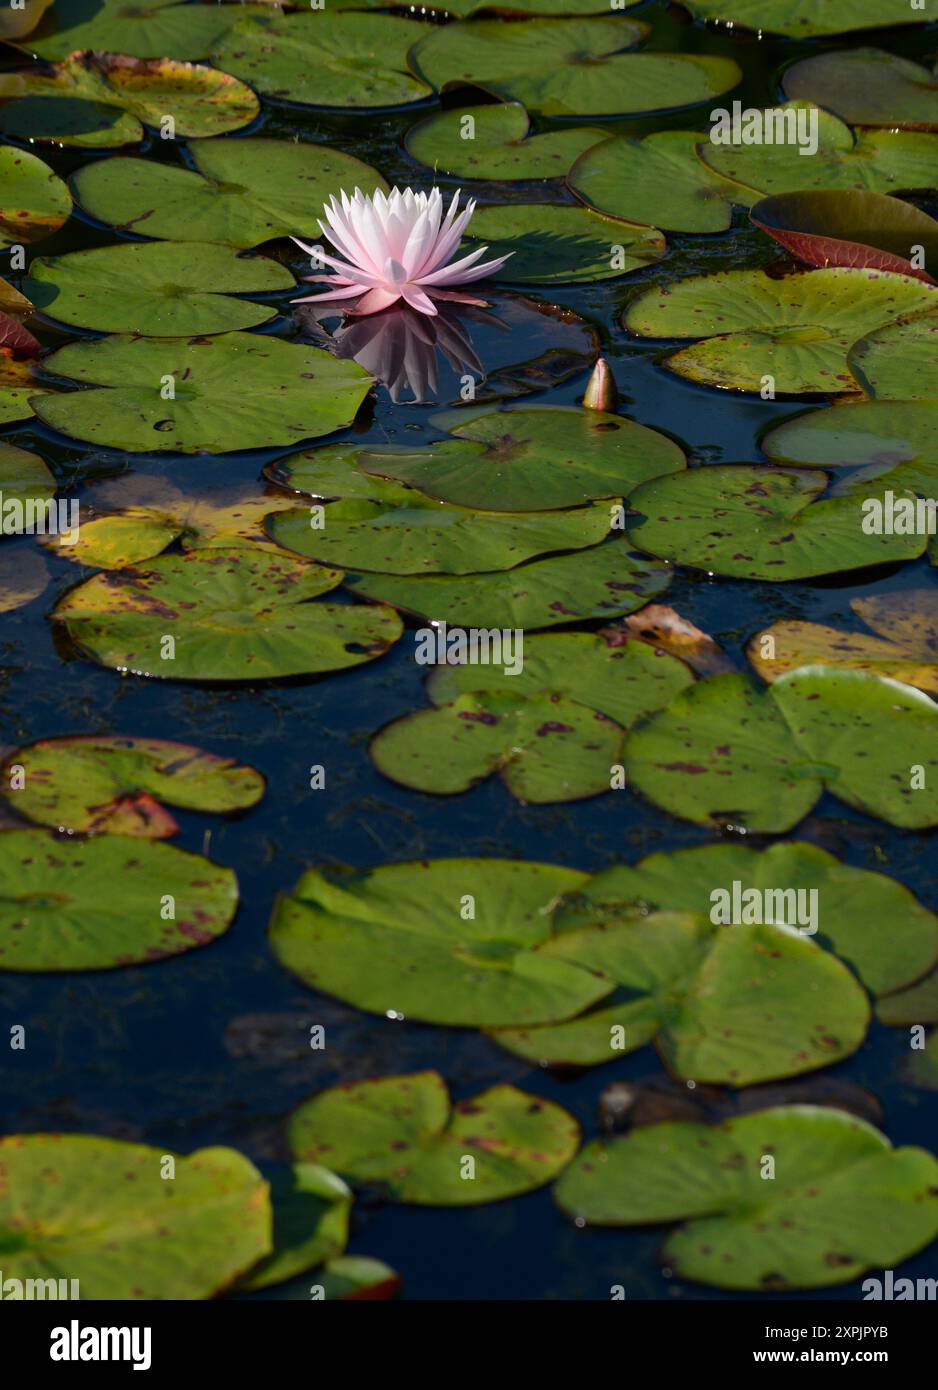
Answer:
[2,0,937,1300]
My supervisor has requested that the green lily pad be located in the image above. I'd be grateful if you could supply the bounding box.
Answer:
[762,401,938,498]
[268,495,613,576]
[568,130,754,235]
[71,136,388,248]
[554,1107,938,1290]
[624,666,938,833]
[748,591,938,695]
[405,102,605,181]
[288,1071,580,1204]
[550,841,938,998]
[0,51,259,147]
[699,105,938,200]
[783,49,938,132]
[849,316,938,400]
[315,1255,400,1301]
[0,735,265,837]
[237,1163,351,1293]
[52,547,403,683]
[411,18,741,118]
[343,538,673,631]
[33,331,373,453]
[0,827,237,970]
[371,632,693,802]
[24,241,293,335]
[491,908,869,1081]
[684,0,937,37]
[751,190,938,284]
[0,442,56,529]
[268,857,614,1027]
[626,464,926,580]
[0,1134,271,1298]
[27,0,273,60]
[464,203,665,284]
[355,406,685,512]
[0,145,71,249]
[212,12,432,108]
[0,354,51,424]
[877,969,938,1025]
[0,0,52,41]
[625,267,938,394]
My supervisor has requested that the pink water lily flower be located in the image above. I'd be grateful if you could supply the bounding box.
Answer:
[292,186,512,318]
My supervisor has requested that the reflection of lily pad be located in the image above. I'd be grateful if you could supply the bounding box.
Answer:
[269,857,608,1027]
[783,49,938,132]
[569,130,753,235]
[33,331,373,453]
[0,145,71,248]
[52,548,403,682]
[27,0,272,60]
[405,102,605,181]
[0,548,49,613]
[848,317,938,400]
[626,464,925,579]
[1,735,265,837]
[0,51,259,147]
[343,539,673,631]
[25,241,293,334]
[762,401,938,498]
[411,18,740,118]
[0,1134,271,1298]
[749,592,938,694]
[465,203,664,284]
[700,105,938,199]
[269,495,612,576]
[492,908,869,1080]
[750,190,938,284]
[624,267,938,394]
[237,1163,350,1293]
[289,1072,580,1204]
[71,136,387,248]
[0,827,238,970]
[358,406,685,512]
[685,0,937,37]
[554,1107,938,1290]
[625,667,938,832]
[370,632,692,802]
[212,12,431,108]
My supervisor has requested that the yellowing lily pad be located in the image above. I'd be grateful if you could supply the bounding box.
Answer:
[0,145,71,249]
[405,102,606,181]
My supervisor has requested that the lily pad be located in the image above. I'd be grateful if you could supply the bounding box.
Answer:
[0,353,50,423]
[52,547,403,683]
[624,666,938,833]
[749,591,938,695]
[876,969,938,1026]
[569,130,754,235]
[848,316,938,400]
[491,908,869,1080]
[237,1163,350,1293]
[411,18,741,118]
[685,0,937,38]
[356,406,685,512]
[762,400,938,497]
[288,1071,580,1204]
[0,51,259,148]
[554,1106,938,1290]
[343,539,673,631]
[626,464,926,579]
[71,136,388,248]
[624,267,938,395]
[212,12,432,108]
[26,0,273,61]
[0,442,56,527]
[315,1255,400,1301]
[405,102,605,181]
[0,0,52,41]
[750,190,938,284]
[370,632,693,802]
[24,241,293,335]
[549,841,938,998]
[783,49,938,132]
[0,145,71,249]
[268,495,613,576]
[0,735,265,837]
[0,827,237,970]
[464,203,665,284]
[700,106,938,200]
[33,331,373,453]
[0,1134,271,1299]
[0,548,49,613]
[268,857,612,1027]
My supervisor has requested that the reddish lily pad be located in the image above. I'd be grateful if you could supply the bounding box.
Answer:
[751,191,938,285]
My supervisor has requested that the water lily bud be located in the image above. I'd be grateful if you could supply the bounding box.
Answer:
[582,357,617,412]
